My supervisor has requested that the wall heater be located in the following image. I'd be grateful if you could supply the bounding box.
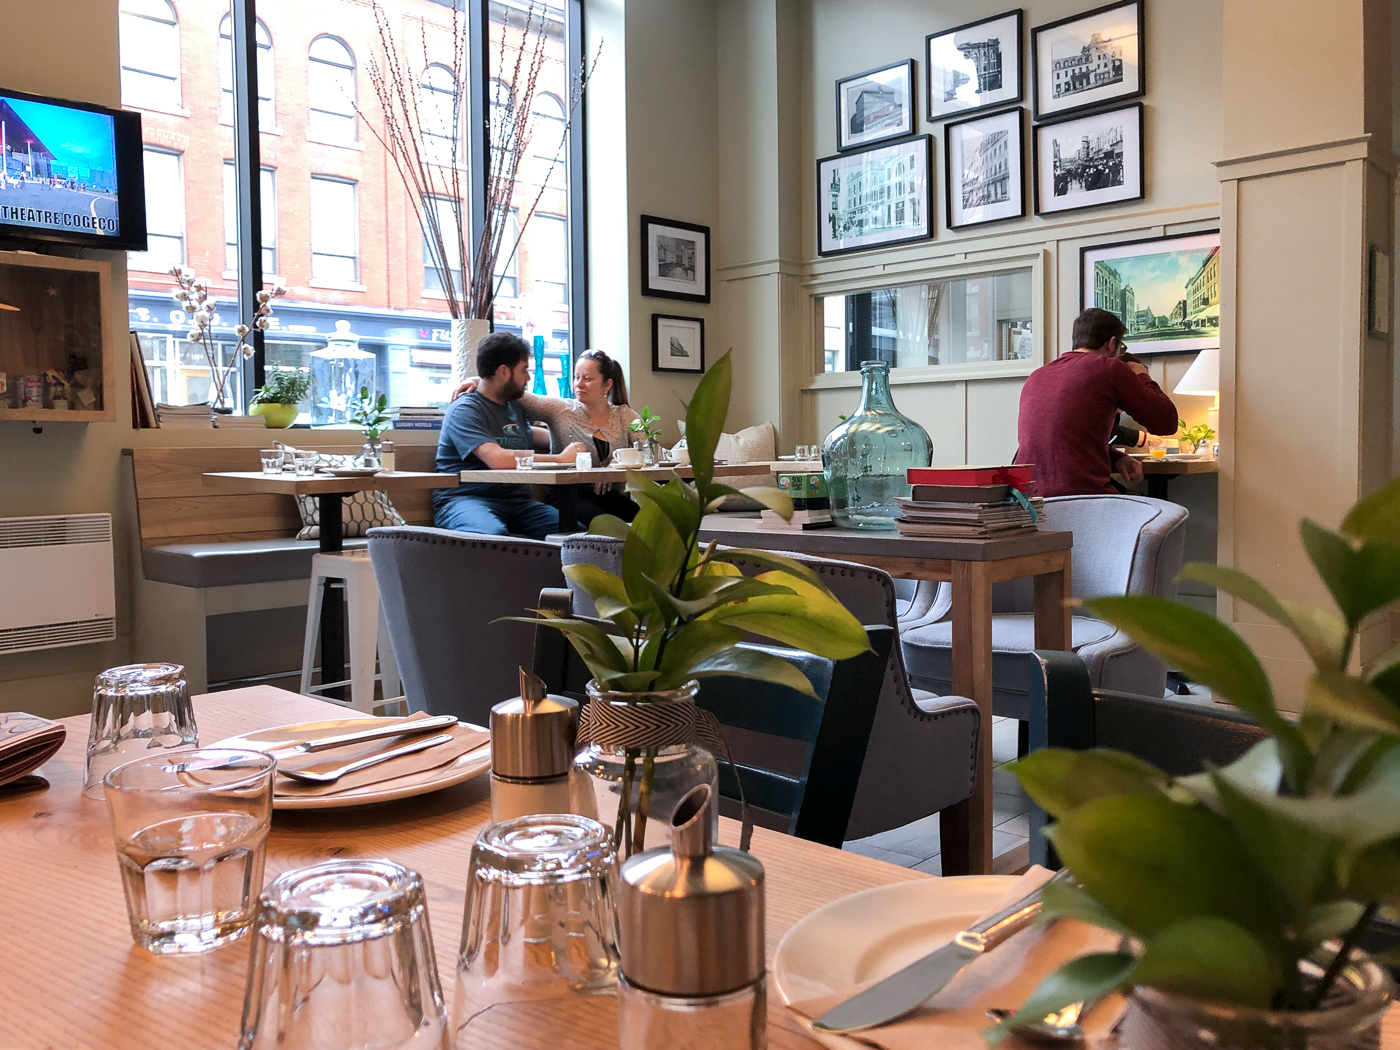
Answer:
[0,514,116,654]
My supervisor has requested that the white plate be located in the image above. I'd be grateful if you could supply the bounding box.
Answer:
[210,715,491,810]
[319,466,383,477]
[773,875,1017,1050]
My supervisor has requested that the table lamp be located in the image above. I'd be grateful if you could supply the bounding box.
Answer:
[1172,346,1219,438]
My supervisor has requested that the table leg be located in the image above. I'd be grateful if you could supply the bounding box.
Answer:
[558,484,580,534]
[950,559,994,874]
[318,493,346,704]
[1033,550,1073,651]
[1145,474,1172,501]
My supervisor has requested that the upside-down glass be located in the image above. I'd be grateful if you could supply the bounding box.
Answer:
[293,450,319,476]
[104,748,274,954]
[260,449,283,474]
[84,662,199,800]
[240,859,449,1050]
[514,451,535,470]
[451,814,620,1046]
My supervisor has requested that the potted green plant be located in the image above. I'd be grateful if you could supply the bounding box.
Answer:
[349,386,391,466]
[1002,482,1400,1047]
[518,351,869,857]
[248,368,311,428]
[628,406,665,463]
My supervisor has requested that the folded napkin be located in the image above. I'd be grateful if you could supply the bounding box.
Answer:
[788,866,1126,1050]
[0,712,66,791]
[274,715,489,798]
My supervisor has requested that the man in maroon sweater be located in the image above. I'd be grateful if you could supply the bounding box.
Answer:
[1017,308,1179,497]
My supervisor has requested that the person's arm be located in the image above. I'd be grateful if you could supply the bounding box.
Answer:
[1112,360,1179,435]
[441,397,530,470]
[473,439,529,469]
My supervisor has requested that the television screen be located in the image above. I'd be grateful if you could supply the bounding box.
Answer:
[0,88,147,252]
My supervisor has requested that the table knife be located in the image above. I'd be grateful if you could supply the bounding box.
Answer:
[812,869,1073,1034]
[263,715,459,759]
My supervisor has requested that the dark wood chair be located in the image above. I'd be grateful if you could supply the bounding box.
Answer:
[533,587,894,848]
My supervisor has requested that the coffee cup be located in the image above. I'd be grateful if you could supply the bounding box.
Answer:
[673,447,691,466]
[614,448,644,468]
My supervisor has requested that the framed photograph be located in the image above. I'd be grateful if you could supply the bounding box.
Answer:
[818,135,934,257]
[652,314,705,373]
[836,59,916,151]
[1371,247,1391,336]
[1032,0,1144,120]
[640,215,710,303]
[925,10,1023,120]
[1079,230,1220,355]
[945,107,1025,229]
[1033,102,1143,216]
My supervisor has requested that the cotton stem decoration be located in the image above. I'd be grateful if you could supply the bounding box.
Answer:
[169,267,287,409]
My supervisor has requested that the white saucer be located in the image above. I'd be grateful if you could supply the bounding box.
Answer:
[319,466,383,477]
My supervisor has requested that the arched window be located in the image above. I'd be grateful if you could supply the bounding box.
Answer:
[219,16,274,126]
[419,65,460,166]
[530,93,565,186]
[119,0,181,111]
[308,35,357,145]
[488,79,516,174]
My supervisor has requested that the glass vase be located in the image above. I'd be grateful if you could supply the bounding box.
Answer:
[822,360,933,530]
[359,440,381,468]
[570,680,718,861]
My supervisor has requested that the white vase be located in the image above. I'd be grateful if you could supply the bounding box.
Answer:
[452,318,492,385]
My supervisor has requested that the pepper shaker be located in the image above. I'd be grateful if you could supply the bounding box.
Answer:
[489,668,578,822]
[380,439,396,472]
[617,784,766,1050]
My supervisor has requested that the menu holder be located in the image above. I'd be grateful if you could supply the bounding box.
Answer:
[0,712,66,790]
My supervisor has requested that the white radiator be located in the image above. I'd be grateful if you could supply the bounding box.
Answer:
[0,514,116,653]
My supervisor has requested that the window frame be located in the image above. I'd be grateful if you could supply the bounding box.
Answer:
[219,15,274,127]
[128,146,185,272]
[306,34,358,146]
[309,175,361,284]
[119,0,182,112]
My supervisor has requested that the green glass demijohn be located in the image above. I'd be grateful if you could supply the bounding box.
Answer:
[822,360,932,530]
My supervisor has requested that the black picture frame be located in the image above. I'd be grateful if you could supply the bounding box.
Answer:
[925,10,1024,121]
[1032,101,1144,217]
[1031,0,1145,121]
[651,313,706,373]
[835,58,917,152]
[1078,229,1221,355]
[944,106,1026,230]
[817,135,935,258]
[640,215,711,303]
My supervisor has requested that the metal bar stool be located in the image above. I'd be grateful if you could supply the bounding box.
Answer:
[299,551,401,714]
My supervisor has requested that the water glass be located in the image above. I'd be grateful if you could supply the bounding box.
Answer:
[240,859,449,1050]
[104,748,275,954]
[514,451,535,470]
[451,814,619,1044]
[575,451,592,471]
[260,449,283,474]
[84,663,199,800]
[293,450,319,475]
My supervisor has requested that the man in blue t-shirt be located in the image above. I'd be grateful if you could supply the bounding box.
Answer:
[434,332,585,539]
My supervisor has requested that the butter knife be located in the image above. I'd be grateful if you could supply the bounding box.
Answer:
[812,869,1073,1034]
[262,714,459,759]
[277,732,455,784]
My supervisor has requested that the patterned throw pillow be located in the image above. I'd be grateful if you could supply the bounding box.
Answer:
[275,442,406,540]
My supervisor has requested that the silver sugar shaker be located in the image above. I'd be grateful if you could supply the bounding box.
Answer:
[617,784,766,1050]
[489,668,579,822]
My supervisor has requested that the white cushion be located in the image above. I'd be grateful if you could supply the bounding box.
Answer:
[275,442,405,540]
[715,421,777,464]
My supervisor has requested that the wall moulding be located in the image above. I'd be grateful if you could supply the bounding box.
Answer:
[1215,134,1396,183]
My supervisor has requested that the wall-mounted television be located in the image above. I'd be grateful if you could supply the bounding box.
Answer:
[0,87,147,252]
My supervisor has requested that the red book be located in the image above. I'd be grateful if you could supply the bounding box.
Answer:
[906,464,1034,487]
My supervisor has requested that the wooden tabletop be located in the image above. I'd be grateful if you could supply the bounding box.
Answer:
[202,469,461,495]
[1130,456,1220,475]
[0,686,924,1049]
[699,514,1073,563]
[461,462,774,485]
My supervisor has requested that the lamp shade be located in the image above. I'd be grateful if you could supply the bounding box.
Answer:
[1173,347,1219,397]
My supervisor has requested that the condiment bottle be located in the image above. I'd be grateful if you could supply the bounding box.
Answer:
[489,668,578,822]
[379,440,396,472]
[616,784,766,1050]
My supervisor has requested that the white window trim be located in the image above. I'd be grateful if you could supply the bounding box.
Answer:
[309,278,369,292]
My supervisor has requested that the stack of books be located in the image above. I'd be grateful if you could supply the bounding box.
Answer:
[213,413,267,429]
[393,406,445,430]
[155,403,215,429]
[895,464,1040,538]
[759,470,835,531]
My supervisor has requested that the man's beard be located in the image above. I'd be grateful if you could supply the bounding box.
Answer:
[502,376,526,400]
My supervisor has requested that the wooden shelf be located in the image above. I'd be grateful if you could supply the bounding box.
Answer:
[0,406,111,423]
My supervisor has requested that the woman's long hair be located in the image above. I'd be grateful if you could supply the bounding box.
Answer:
[578,350,629,406]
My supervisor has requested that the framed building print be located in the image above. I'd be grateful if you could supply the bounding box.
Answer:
[652,314,705,373]
[945,107,1025,229]
[1079,230,1220,355]
[640,215,710,303]
[1033,102,1143,216]
[1032,0,1144,120]
[836,59,916,151]
[818,135,934,257]
[925,10,1023,120]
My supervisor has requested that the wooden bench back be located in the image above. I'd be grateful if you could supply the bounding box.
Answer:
[127,444,439,548]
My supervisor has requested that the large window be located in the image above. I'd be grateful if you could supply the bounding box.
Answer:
[419,64,461,166]
[310,177,359,283]
[119,0,181,111]
[219,16,274,126]
[423,196,465,297]
[128,148,185,272]
[494,210,520,299]
[530,93,565,187]
[530,214,568,302]
[307,35,357,145]
[224,163,277,275]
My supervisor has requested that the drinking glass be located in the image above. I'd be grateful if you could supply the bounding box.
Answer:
[260,449,283,474]
[84,663,199,800]
[575,451,592,471]
[451,814,619,1044]
[104,748,275,954]
[293,450,319,475]
[239,859,449,1050]
[514,451,535,470]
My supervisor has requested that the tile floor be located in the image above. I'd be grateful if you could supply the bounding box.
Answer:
[843,716,1028,875]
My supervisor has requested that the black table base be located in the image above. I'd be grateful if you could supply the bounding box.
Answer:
[317,492,346,703]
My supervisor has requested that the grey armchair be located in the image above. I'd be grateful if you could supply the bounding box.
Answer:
[900,494,1189,728]
[560,534,981,872]
[367,527,565,725]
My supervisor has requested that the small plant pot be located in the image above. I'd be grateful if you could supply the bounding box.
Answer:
[250,403,299,428]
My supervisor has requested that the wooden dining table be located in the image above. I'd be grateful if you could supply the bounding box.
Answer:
[0,686,926,1049]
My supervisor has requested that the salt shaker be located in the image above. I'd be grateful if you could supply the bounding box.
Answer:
[380,439,396,472]
[489,668,579,822]
[617,784,766,1050]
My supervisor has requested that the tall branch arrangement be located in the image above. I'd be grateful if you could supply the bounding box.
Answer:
[169,267,285,409]
[364,1,599,320]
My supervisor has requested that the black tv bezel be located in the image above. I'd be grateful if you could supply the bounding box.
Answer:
[0,86,147,253]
